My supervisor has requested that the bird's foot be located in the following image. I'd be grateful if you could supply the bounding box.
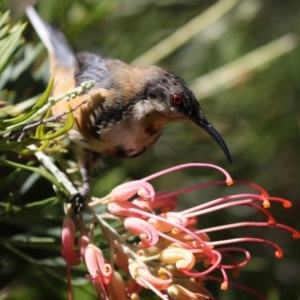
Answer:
[69,183,90,213]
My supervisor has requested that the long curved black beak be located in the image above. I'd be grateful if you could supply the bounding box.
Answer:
[195,117,232,165]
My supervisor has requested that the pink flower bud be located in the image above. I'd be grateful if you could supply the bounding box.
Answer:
[61,216,80,266]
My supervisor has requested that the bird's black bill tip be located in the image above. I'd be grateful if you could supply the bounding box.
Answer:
[197,121,232,165]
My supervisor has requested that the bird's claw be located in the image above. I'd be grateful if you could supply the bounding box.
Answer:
[69,185,90,213]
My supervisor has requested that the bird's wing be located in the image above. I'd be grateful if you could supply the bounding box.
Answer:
[75,52,111,89]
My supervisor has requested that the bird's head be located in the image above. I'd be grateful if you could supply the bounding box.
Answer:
[131,66,232,164]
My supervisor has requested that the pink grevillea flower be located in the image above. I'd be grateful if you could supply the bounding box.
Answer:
[87,163,299,300]
[61,215,80,300]
[85,244,113,299]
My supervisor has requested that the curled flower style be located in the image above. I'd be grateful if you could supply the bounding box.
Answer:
[124,217,159,247]
[148,212,189,233]
[85,244,112,285]
[132,192,177,213]
[128,260,173,299]
[160,246,196,271]
[85,244,113,299]
[64,163,299,300]
[111,180,155,201]
[107,201,147,218]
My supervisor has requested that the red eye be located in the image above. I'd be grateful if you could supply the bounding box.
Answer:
[171,93,183,105]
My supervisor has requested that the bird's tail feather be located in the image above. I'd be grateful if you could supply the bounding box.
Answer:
[26,6,76,73]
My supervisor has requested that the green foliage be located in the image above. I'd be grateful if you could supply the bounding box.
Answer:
[0,10,26,74]
[0,79,54,126]
[0,78,75,154]
[0,11,95,299]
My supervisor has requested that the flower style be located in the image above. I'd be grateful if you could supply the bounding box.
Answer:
[62,163,299,300]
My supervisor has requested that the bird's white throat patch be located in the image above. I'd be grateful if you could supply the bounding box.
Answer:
[133,99,172,120]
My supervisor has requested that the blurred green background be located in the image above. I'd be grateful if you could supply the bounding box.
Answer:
[0,0,299,299]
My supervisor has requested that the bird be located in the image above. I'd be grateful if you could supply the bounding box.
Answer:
[26,6,231,210]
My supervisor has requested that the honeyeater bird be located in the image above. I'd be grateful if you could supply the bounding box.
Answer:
[26,6,231,210]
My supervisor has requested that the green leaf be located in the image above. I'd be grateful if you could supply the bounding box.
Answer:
[4,197,59,217]
[38,106,74,140]
[0,158,66,195]
[34,108,52,139]
[0,11,10,30]
[35,139,49,152]
[32,78,54,110]
[0,137,38,152]
[0,167,26,192]
[24,197,58,210]
[0,24,9,39]
[1,79,54,129]
[0,21,26,74]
